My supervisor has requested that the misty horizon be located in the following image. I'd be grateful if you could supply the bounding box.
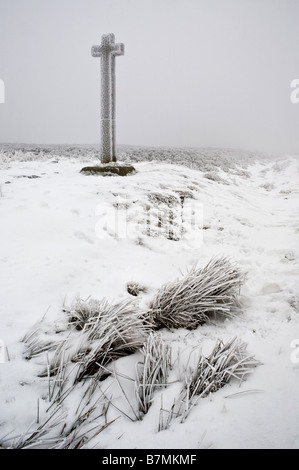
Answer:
[0,0,298,155]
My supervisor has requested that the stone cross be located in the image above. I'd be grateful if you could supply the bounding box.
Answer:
[91,33,124,164]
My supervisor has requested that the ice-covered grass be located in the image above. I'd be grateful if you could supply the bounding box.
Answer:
[150,256,244,329]
[135,333,171,418]
[158,337,260,429]
[0,143,275,175]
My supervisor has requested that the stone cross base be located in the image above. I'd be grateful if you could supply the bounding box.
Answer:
[80,163,135,176]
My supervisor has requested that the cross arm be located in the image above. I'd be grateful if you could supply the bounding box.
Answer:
[112,43,124,56]
[91,45,103,57]
[91,43,124,57]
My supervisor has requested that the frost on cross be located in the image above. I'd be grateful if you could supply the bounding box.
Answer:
[91,33,124,164]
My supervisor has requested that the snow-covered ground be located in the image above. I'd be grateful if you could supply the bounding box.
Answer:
[0,146,298,449]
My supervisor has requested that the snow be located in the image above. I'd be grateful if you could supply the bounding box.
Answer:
[0,145,298,449]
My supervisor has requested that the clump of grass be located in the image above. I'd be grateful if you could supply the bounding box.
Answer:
[64,297,113,330]
[135,333,171,417]
[159,337,260,430]
[61,297,153,383]
[185,337,260,402]
[74,307,150,383]
[36,296,154,404]
[127,281,147,297]
[150,256,244,330]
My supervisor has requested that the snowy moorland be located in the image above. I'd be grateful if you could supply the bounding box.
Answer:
[0,145,298,449]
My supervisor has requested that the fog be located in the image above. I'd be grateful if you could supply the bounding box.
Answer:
[0,0,298,154]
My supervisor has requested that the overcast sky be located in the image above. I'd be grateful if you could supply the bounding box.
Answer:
[0,0,298,154]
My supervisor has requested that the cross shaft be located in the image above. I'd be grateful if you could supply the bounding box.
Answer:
[92,33,124,163]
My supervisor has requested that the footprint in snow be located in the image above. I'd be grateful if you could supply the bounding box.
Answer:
[260,283,282,295]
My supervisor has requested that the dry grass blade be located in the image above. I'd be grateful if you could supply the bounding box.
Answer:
[22,318,61,360]
[54,418,118,449]
[7,405,67,449]
[22,310,68,360]
[53,394,116,449]
[135,333,171,417]
[5,397,115,449]
[150,256,245,330]
[23,336,60,360]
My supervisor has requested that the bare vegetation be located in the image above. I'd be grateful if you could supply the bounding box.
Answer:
[150,256,244,330]
[159,337,260,430]
[135,333,171,417]
[0,143,271,174]
[2,393,115,449]
[6,256,259,448]
[127,281,147,297]
[56,297,153,383]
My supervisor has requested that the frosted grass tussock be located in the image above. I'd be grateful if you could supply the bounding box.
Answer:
[185,337,260,400]
[63,297,120,330]
[62,297,153,383]
[64,296,152,331]
[127,281,147,297]
[135,333,171,417]
[64,297,104,330]
[150,256,245,330]
[159,337,260,429]
[36,297,153,388]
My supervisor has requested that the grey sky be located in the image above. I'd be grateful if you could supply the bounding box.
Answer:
[0,0,298,154]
